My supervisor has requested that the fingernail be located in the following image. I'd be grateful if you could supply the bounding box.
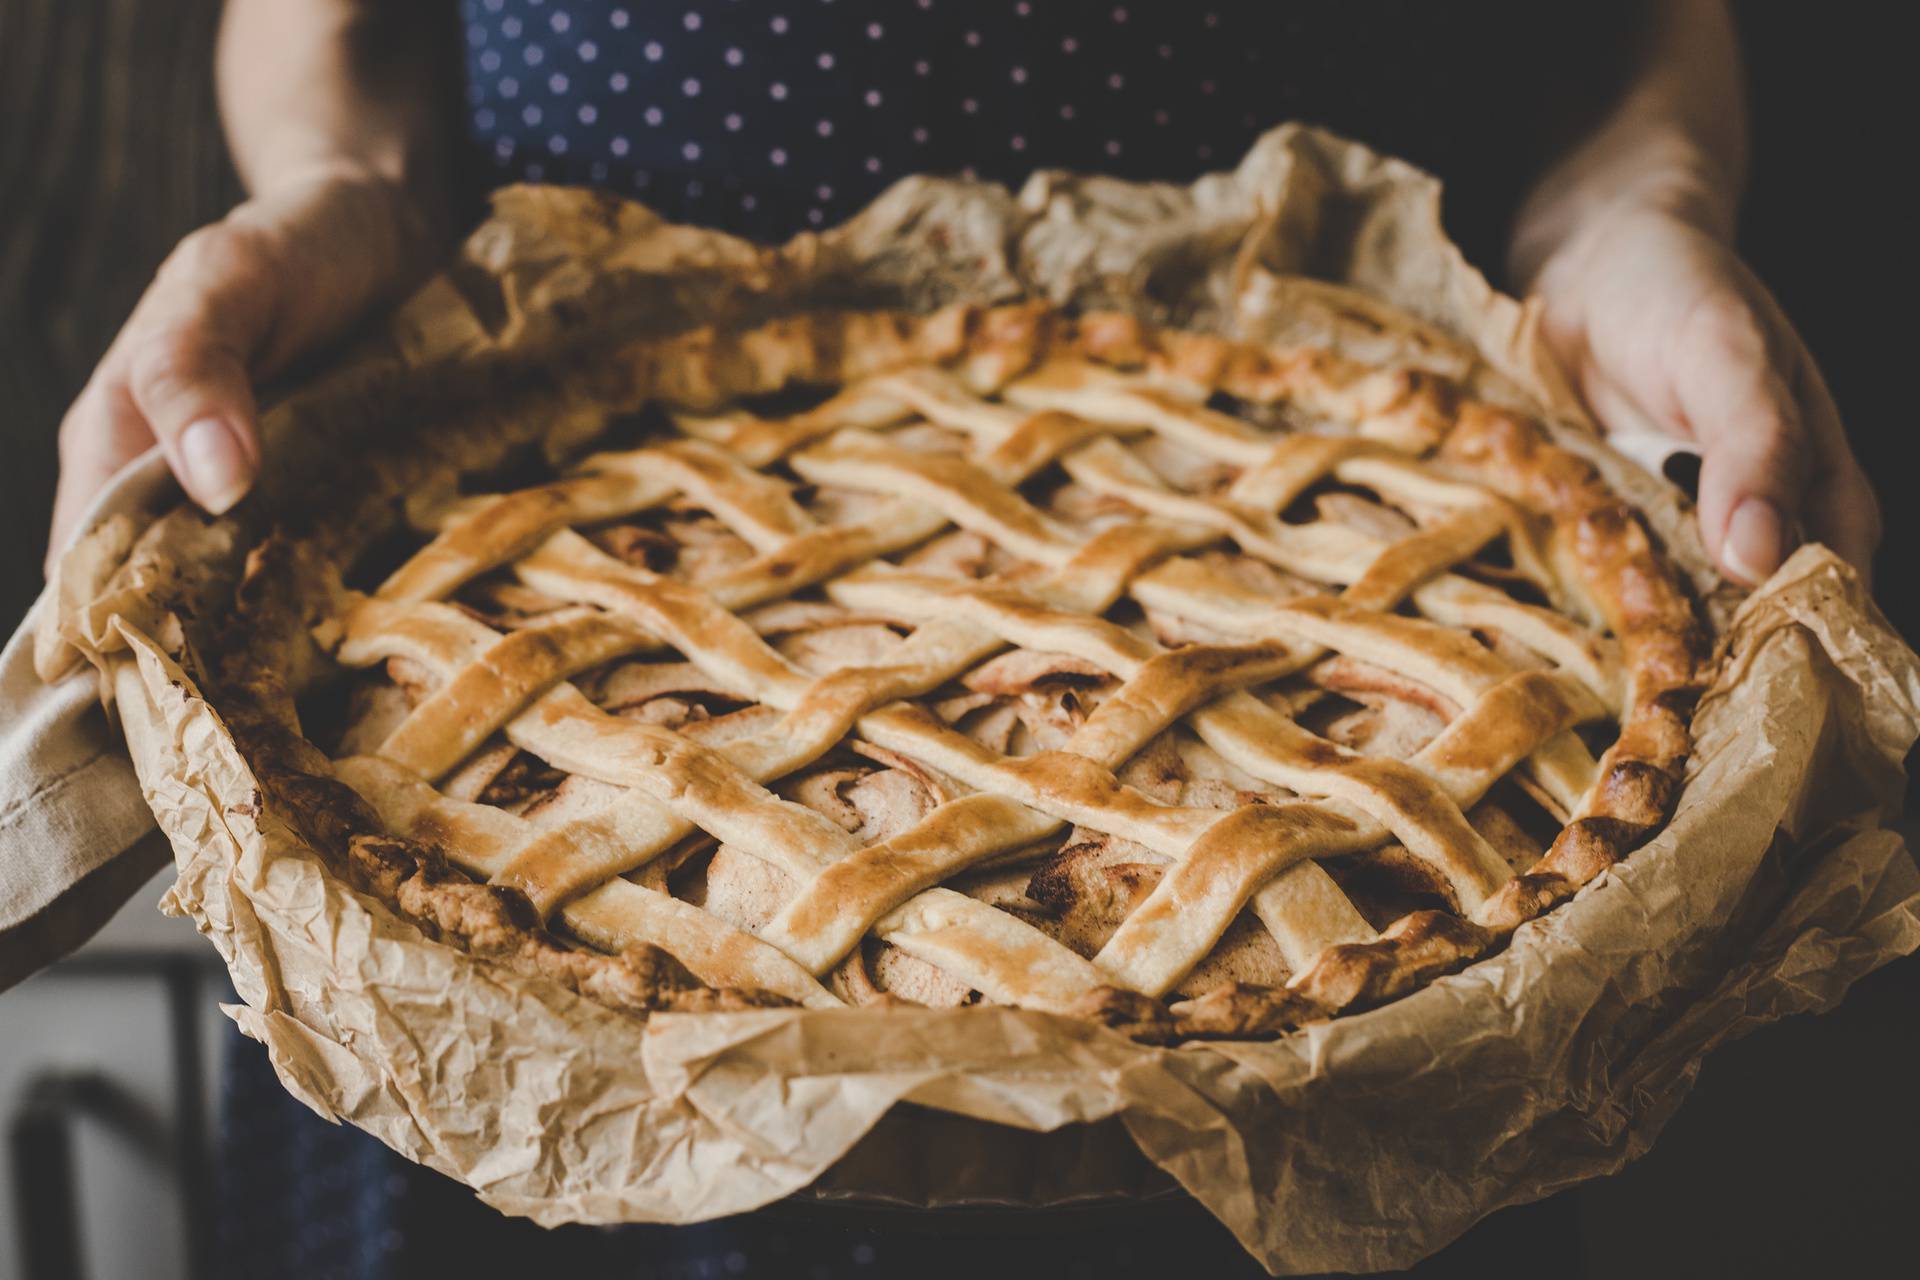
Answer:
[179,418,253,514]
[1723,497,1786,586]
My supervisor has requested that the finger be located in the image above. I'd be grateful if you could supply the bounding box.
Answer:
[1775,327,1881,582]
[1804,460,1881,587]
[47,378,154,573]
[119,227,278,514]
[1670,292,1812,586]
[123,320,261,515]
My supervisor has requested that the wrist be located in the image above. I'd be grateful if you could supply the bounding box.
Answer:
[1510,130,1740,292]
[241,157,450,281]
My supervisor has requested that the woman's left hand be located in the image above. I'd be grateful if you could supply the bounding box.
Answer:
[1525,204,1879,586]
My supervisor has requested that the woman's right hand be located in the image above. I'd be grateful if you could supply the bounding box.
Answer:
[47,162,441,571]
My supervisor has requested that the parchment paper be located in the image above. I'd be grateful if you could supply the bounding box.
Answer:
[40,125,1920,1275]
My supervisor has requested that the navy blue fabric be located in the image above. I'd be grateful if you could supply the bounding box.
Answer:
[458,0,1641,267]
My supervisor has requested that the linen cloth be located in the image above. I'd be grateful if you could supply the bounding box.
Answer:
[0,450,173,987]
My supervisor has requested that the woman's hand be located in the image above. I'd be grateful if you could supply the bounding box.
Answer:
[1509,2,1876,587]
[1525,202,1878,586]
[46,163,438,570]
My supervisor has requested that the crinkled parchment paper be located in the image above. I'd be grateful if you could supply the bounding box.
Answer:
[46,126,1920,1274]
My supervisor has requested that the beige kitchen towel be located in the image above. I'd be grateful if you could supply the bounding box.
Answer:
[0,450,173,986]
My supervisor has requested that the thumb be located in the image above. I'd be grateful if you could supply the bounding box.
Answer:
[119,224,278,514]
[1670,293,1810,586]
[124,326,261,517]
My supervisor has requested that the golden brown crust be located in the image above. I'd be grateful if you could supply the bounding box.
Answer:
[102,300,1708,1042]
[1166,982,1326,1040]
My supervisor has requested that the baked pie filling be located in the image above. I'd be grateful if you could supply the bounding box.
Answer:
[243,303,1702,1041]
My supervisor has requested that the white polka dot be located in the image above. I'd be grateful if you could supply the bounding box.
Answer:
[683,11,701,30]
[501,15,522,37]
[816,118,834,136]
[914,60,930,76]
[1105,139,1122,156]
[866,22,883,38]
[1112,6,1129,21]
[644,106,664,125]
[1015,2,1031,15]
[524,160,544,179]
[742,193,758,210]
[864,89,882,106]
[770,15,788,34]
[1060,103,1076,120]
[818,52,835,70]
[770,147,788,165]
[499,76,520,98]
[865,156,882,172]
[577,102,597,123]
[610,135,631,156]
[682,141,701,160]
[523,44,544,66]
[725,47,744,66]
[1107,73,1124,90]
[644,41,663,61]
[808,209,825,226]
[683,77,701,96]
[1062,37,1079,53]
[816,184,833,200]
[484,0,503,11]
[1010,135,1026,151]
[961,165,977,179]
[479,49,501,72]
[1158,43,1173,59]
[610,8,629,30]
[1011,66,1027,83]
[916,0,932,8]
[961,98,978,114]
[550,11,570,33]
[494,137,514,159]
[548,72,569,93]
[912,127,928,143]
[610,71,629,91]
[770,82,788,100]
[577,39,597,61]
[547,134,567,154]
[474,107,496,129]
[521,103,543,125]
[724,112,744,130]
[965,30,980,46]
[1205,11,1220,27]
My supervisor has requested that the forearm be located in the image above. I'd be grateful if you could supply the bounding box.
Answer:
[216,0,461,241]
[1510,0,1748,288]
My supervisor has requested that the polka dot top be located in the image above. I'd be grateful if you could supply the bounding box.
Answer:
[460,1,1642,266]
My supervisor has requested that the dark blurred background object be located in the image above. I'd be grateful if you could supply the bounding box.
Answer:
[1,3,1914,1278]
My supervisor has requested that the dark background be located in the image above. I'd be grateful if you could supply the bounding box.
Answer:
[1,3,1913,1276]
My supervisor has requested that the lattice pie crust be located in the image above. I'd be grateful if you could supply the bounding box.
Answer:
[219,303,1705,1042]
